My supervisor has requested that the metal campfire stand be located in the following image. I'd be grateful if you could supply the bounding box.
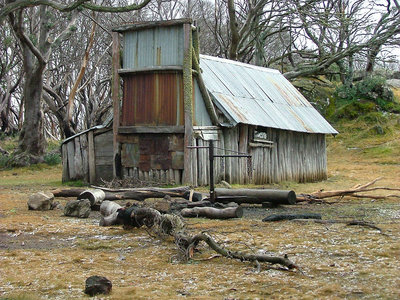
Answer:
[188,140,252,202]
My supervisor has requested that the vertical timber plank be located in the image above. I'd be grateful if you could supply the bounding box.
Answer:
[112,32,121,179]
[182,21,194,185]
[88,130,96,184]
[80,134,89,183]
[67,141,76,180]
[62,144,69,182]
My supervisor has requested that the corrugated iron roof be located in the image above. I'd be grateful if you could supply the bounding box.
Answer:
[200,55,338,134]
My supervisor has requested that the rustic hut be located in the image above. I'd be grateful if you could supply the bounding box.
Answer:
[61,116,113,183]
[61,19,337,185]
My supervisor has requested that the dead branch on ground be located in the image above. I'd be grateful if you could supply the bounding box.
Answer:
[120,206,297,271]
[297,177,400,203]
[292,219,386,234]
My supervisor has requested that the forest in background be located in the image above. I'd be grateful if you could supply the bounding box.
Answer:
[1,0,400,166]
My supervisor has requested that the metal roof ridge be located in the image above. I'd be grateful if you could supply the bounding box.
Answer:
[199,54,281,74]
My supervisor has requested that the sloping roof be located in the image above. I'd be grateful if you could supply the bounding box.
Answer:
[200,55,338,134]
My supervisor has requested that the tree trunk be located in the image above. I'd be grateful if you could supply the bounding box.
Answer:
[215,188,296,205]
[180,206,243,219]
[227,0,239,60]
[52,186,191,201]
[18,64,46,156]
[99,200,122,226]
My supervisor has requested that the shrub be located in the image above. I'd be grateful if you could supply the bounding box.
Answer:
[0,153,9,168]
[333,76,400,120]
[44,152,61,165]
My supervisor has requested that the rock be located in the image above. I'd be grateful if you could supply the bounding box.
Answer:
[64,199,91,218]
[84,275,112,296]
[221,180,232,189]
[50,201,63,210]
[28,192,54,211]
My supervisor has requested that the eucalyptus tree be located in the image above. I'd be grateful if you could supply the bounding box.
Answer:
[282,0,400,81]
[0,0,151,163]
[0,25,23,134]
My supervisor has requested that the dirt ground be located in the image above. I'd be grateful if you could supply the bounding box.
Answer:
[1,141,400,299]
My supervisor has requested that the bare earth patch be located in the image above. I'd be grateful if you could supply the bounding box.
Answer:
[1,150,400,299]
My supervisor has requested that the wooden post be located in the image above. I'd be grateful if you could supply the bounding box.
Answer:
[88,130,96,184]
[209,140,215,202]
[112,32,121,179]
[182,22,193,185]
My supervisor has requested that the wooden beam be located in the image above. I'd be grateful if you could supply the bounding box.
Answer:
[182,23,193,185]
[112,32,121,179]
[118,126,185,134]
[112,18,192,33]
[118,66,183,75]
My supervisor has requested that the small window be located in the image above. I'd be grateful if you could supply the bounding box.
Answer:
[251,129,274,148]
[254,130,268,141]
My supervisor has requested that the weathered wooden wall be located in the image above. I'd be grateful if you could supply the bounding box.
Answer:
[207,125,328,185]
[62,129,113,183]
[249,127,327,183]
[62,124,327,185]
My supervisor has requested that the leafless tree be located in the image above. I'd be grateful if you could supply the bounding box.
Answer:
[1,0,151,162]
[0,25,23,135]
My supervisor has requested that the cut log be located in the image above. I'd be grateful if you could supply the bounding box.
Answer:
[78,189,105,207]
[100,200,122,217]
[99,201,122,226]
[215,188,296,205]
[52,186,191,201]
[181,206,243,219]
[262,213,322,222]
[186,200,213,208]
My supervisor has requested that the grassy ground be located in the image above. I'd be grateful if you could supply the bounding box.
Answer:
[1,117,400,299]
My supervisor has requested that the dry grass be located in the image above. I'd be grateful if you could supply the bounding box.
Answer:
[1,127,400,299]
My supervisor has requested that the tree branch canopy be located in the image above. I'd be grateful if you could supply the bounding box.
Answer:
[0,0,151,20]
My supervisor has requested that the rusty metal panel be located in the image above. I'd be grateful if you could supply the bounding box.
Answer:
[123,26,184,69]
[121,73,184,126]
[138,136,154,153]
[200,55,338,134]
[168,134,184,151]
[139,154,151,171]
[121,143,140,167]
[151,154,172,169]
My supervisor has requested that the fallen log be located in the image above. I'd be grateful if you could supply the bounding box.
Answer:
[215,188,296,205]
[78,189,105,206]
[52,186,191,201]
[262,213,322,222]
[99,201,122,226]
[181,206,243,219]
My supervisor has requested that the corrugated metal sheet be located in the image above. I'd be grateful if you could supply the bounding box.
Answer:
[121,73,184,126]
[200,55,338,134]
[123,26,184,69]
[193,80,213,126]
